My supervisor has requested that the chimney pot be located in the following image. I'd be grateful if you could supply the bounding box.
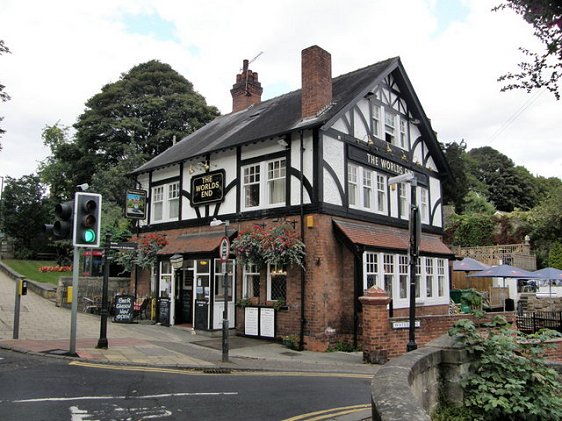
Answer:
[231,59,263,112]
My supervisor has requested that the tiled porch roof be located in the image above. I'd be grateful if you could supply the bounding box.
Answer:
[333,218,453,256]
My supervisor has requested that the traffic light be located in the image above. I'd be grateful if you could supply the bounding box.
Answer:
[74,192,102,248]
[43,200,74,240]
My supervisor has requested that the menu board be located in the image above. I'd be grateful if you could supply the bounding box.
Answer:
[244,307,259,336]
[113,295,134,323]
[260,308,275,338]
[158,298,171,326]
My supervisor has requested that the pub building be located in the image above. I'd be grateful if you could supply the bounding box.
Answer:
[130,45,454,351]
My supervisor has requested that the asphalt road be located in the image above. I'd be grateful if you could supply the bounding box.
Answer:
[0,349,372,420]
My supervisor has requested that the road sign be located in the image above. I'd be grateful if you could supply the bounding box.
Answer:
[219,237,230,262]
[110,242,138,251]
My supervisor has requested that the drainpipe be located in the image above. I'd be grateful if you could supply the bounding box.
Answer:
[299,130,306,351]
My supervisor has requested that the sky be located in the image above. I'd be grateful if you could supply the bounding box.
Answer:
[0,0,560,184]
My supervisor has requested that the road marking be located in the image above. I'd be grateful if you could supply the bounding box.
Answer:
[14,391,238,403]
[70,405,172,420]
[68,361,372,379]
[283,404,371,421]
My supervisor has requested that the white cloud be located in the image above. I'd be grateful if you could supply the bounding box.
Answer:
[0,0,560,181]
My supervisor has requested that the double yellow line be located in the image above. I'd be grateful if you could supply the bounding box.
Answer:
[283,404,371,420]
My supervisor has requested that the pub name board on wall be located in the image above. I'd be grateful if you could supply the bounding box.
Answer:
[190,169,225,206]
[347,145,427,186]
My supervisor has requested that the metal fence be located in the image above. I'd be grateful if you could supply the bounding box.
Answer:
[516,311,562,334]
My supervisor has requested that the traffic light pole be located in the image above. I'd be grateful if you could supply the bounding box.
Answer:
[69,247,80,356]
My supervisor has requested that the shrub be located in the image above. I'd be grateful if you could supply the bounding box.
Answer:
[448,316,562,421]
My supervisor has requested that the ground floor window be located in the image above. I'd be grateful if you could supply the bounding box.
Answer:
[267,263,287,302]
[242,263,260,299]
[363,251,449,308]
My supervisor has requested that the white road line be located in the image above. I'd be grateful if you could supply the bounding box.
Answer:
[14,391,238,403]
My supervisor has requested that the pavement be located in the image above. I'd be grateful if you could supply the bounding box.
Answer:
[0,267,377,420]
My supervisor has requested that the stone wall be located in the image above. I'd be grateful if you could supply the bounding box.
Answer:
[371,336,472,420]
[56,276,131,309]
[523,294,562,312]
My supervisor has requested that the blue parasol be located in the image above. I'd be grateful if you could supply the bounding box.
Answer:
[453,257,490,272]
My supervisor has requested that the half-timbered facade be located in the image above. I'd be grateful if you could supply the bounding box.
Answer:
[131,45,453,350]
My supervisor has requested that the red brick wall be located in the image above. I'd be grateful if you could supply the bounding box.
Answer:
[301,46,332,118]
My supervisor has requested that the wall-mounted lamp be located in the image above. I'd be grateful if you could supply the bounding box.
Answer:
[364,91,374,99]
[170,254,184,270]
[189,165,195,175]
[277,139,289,148]
[386,144,392,153]
[410,118,421,125]
[401,152,408,160]
[198,161,210,171]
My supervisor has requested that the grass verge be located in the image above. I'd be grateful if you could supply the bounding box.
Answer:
[2,260,70,286]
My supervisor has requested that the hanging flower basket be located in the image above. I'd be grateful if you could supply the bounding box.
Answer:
[231,223,305,269]
[115,232,168,272]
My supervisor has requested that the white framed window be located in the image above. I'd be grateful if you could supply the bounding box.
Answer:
[372,105,382,138]
[362,169,373,209]
[243,164,261,208]
[399,182,409,219]
[384,110,396,144]
[152,182,180,223]
[242,158,286,211]
[420,188,429,224]
[267,158,286,205]
[362,252,449,308]
[425,258,434,298]
[243,263,260,299]
[376,174,387,214]
[383,254,394,297]
[267,263,287,301]
[364,252,378,290]
[398,255,408,299]
[348,164,358,206]
[349,165,388,215]
[214,259,235,302]
[153,186,164,221]
[437,259,446,297]
[168,182,180,219]
[399,118,408,149]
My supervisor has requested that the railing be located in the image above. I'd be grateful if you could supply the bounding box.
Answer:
[451,243,536,271]
[516,311,562,334]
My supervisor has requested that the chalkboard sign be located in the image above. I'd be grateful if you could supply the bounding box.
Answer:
[158,298,171,326]
[113,295,134,323]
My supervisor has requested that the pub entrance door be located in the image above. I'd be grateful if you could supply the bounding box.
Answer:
[174,268,193,325]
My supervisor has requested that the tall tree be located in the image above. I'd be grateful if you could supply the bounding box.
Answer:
[72,60,220,186]
[40,60,220,203]
[0,40,11,150]
[441,140,470,212]
[1,175,50,258]
[467,147,537,212]
[494,0,562,99]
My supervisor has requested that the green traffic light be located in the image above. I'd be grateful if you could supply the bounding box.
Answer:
[83,228,96,243]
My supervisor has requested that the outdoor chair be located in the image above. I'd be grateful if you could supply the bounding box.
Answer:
[133,298,150,320]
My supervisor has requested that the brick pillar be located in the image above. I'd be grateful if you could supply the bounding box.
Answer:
[359,286,391,364]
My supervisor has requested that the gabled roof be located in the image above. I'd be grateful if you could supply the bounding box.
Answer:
[132,56,450,177]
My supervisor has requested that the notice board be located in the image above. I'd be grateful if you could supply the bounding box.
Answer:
[244,306,276,339]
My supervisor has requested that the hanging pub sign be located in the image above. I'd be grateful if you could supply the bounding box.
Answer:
[125,189,147,220]
[190,169,225,206]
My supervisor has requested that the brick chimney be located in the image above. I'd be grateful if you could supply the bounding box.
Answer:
[231,59,263,113]
[301,45,332,119]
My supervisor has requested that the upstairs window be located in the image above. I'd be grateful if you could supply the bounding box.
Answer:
[267,158,286,205]
[362,169,373,209]
[372,105,382,138]
[152,181,180,223]
[420,188,429,224]
[241,158,286,211]
[385,111,396,144]
[348,164,358,206]
[399,119,408,149]
[399,182,409,219]
[243,164,261,208]
[376,174,387,213]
